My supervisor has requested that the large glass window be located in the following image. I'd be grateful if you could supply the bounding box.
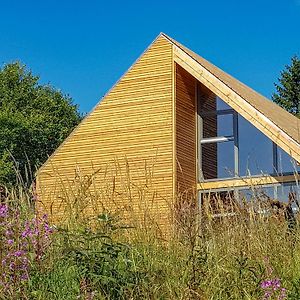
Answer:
[197,82,299,182]
[198,84,238,181]
[275,147,300,174]
[238,114,273,176]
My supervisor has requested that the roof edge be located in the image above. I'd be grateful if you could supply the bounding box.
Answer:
[37,33,171,175]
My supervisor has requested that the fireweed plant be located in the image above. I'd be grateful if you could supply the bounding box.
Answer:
[0,203,53,298]
[260,258,287,300]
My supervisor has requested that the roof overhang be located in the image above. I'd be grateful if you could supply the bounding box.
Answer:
[161,33,300,163]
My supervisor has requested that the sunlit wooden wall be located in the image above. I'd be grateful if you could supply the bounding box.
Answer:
[37,36,174,227]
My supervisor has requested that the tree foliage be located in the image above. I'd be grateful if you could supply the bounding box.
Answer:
[0,62,82,186]
[272,56,300,118]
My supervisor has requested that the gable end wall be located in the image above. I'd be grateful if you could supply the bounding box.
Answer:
[37,36,174,226]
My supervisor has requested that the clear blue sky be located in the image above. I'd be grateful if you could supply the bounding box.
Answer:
[1,0,299,114]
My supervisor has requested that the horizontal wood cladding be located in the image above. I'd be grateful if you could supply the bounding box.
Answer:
[37,36,174,226]
[175,64,196,193]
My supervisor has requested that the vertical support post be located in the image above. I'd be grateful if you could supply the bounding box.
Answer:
[274,185,278,200]
[233,112,239,200]
[273,142,278,174]
[273,142,279,199]
[197,84,203,182]
[233,112,239,177]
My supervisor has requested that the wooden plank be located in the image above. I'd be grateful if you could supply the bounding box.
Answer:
[197,174,299,191]
[172,53,176,201]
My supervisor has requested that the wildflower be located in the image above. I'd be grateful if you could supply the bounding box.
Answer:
[260,278,287,300]
[5,229,13,236]
[21,226,32,238]
[0,204,8,218]
[7,239,13,245]
[44,222,53,234]
[14,250,25,257]
[20,273,28,281]
[261,280,272,289]
[0,207,53,297]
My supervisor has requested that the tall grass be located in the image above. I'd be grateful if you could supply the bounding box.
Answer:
[1,164,300,299]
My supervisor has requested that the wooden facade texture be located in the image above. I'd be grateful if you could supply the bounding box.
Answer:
[175,64,196,193]
[37,36,174,225]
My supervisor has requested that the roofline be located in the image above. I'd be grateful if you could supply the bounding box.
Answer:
[38,32,300,176]
[37,33,166,174]
[162,33,300,162]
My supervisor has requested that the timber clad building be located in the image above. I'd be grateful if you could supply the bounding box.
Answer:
[37,33,300,225]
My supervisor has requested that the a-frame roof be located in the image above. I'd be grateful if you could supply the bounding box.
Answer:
[161,33,300,162]
[39,33,300,174]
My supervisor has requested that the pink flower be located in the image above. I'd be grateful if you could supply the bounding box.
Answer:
[261,278,287,300]
[14,250,25,257]
[0,204,8,218]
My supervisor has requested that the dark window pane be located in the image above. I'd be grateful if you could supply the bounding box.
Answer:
[217,97,231,110]
[276,147,300,174]
[201,143,217,179]
[202,114,233,139]
[217,114,233,137]
[217,141,235,178]
[202,141,234,179]
[238,115,273,176]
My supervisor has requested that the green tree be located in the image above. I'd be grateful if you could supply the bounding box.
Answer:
[272,56,300,118]
[0,62,82,186]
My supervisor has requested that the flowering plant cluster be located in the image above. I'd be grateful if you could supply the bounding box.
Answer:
[260,257,287,300]
[0,203,53,296]
[261,278,286,300]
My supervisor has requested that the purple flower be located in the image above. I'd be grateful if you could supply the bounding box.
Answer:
[9,262,15,271]
[0,209,53,295]
[263,291,271,300]
[279,288,287,300]
[44,223,53,234]
[261,278,287,300]
[5,229,12,237]
[273,278,281,290]
[20,273,28,281]
[0,204,8,218]
[261,280,272,288]
[7,239,13,245]
[14,250,25,257]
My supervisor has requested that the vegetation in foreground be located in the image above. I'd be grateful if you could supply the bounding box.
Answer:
[0,53,299,299]
[0,182,300,300]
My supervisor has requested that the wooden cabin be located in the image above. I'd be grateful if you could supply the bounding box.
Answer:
[37,33,300,226]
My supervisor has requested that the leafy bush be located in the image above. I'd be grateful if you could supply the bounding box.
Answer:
[0,62,82,186]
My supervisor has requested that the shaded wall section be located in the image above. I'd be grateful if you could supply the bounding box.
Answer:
[197,83,218,180]
[175,64,196,192]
